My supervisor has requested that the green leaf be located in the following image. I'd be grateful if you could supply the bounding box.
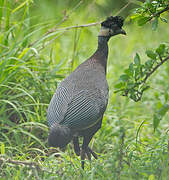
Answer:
[114,81,125,89]
[130,14,141,20]
[153,104,169,131]
[124,68,133,77]
[137,16,149,26]
[130,93,137,101]
[145,59,153,68]
[18,48,30,59]
[119,74,129,82]
[164,92,169,102]
[142,85,150,92]
[158,104,169,117]
[134,66,141,80]
[12,0,31,13]
[156,44,166,55]
[153,113,161,131]
[128,151,133,160]
[1,143,5,154]
[0,0,4,24]
[127,82,135,88]
[152,17,158,31]
[129,63,134,73]
[146,50,157,59]
[148,174,155,180]
[134,53,141,65]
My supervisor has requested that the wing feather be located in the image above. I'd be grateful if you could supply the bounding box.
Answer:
[60,89,105,130]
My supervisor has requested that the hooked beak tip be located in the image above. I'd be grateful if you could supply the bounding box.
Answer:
[121,29,127,35]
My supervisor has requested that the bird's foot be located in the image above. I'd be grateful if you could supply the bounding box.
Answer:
[81,147,98,169]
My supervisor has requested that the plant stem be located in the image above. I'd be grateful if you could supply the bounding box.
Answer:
[143,55,169,83]
[149,6,169,21]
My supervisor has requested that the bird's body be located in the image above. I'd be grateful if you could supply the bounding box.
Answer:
[47,16,126,169]
[48,37,109,132]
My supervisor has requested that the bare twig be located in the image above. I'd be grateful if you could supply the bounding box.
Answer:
[148,6,169,21]
[123,55,169,101]
[0,157,40,170]
[114,1,131,16]
[143,55,169,83]
[30,1,131,48]
[44,1,131,34]
[45,0,83,35]
[30,0,83,47]
[0,156,56,174]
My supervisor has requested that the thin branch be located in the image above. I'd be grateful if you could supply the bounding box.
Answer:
[30,1,131,48]
[57,22,100,31]
[123,55,169,100]
[143,55,169,83]
[46,1,131,33]
[30,0,83,47]
[0,156,56,174]
[0,157,40,170]
[148,6,169,21]
[114,1,131,16]
[45,0,83,35]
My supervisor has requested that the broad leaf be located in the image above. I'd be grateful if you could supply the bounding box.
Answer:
[119,74,129,82]
[158,104,169,117]
[146,50,157,59]
[114,81,125,89]
[137,16,149,26]
[156,44,166,55]
[153,104,169,131]
[134,53,141,65]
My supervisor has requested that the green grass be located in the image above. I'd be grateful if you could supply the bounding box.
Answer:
[0,1,168,179]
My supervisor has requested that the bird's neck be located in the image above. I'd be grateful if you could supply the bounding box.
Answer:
[93,36,109,72]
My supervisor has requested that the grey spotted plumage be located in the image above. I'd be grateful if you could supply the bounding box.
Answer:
[47,16,126,169]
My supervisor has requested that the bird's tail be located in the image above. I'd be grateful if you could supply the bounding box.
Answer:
[48,123,73,148]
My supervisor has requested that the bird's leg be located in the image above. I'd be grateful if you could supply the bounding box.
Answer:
[73,136,80,156]
[88,147,98,159]
[80,118,103,169]
[81,135,97,169]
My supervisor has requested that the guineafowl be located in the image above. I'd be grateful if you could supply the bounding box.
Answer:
[47,16,126,169]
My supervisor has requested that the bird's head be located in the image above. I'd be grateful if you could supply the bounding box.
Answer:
[99,16,126,37]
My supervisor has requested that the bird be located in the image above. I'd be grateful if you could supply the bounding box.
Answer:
[47,16,126,169]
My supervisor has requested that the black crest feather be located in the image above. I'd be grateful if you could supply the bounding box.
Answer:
[101,16,124,29]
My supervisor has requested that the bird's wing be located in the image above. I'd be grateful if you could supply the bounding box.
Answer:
[47,86,72,127]
[47,71,108,129]
[60,89,107,130]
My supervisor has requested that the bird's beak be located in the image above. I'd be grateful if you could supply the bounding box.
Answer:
[109,28,127,36]
[119,28,126,35]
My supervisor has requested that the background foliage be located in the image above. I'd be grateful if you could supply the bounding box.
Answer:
[0,0,168,179]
